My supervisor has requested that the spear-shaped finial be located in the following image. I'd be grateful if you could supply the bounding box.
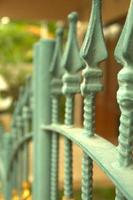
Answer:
[114,0,133,168]
[49,26,64,200]
[50,26,64,96]
[50,26,64,78]
[62,12,82,200]
[62,12,83,73]
[80,0,108,67]
[80,1,108,200]
[114,1,133,199]
[115,0,133,66]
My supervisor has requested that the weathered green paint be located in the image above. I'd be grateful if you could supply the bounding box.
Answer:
[115,0,133,168]
[80,0,108,199]
[50,26,64,200]
[62,12,82,199]
[0,1,133,199]
[4,80,33,197]
[16,114,23,193]
[43,124,133,200]
[33,39,55,200]
[0,125,5,195]
[114,0,133,199]
[3,133,13,200]
[22,106,30,182]
[10,109,19,191]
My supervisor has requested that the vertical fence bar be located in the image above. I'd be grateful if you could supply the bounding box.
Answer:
[80,0,108,199]
[0,124,5,196]
[62,12,82,200]
[21,79,31,185]
[3,134,13,200]
[11,119,17,191]
[16,113,23,193]
[50,96,59,200]
[33,39,55,200]
[50,26,64,200]
[15,88,25,194]
[22,105,30,182]
[114,0,133,199]
[32,42,39,200]
[11,103,20,195]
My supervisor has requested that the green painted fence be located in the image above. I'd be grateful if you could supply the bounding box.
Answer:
[0,0,133,199]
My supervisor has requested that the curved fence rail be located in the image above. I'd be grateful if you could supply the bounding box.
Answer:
[0,0,133,199]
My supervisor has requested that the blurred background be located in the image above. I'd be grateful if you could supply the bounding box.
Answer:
[0,0,131,199]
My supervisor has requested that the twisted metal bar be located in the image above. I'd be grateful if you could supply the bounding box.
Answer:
[114,0,133,169]
[22,106,30,183]
[80,67,103,200]
[50,26,63,200]
[83,94,95,137]
[80,0,108,199]
[10,105,20,192]
[52,97,59,124]
[61,11,82,200]
[81,96,94,200]
[62,72,80,200]
[80,90,95,200]
[64,138,73,198]
[50,96,59,200]
[65,96,74,126]
[114,0,133,199]
[118,110,133,167]
[64,95,74,199]
[3,134,13,200]
[81,153,93,200]
[16,115,23,194]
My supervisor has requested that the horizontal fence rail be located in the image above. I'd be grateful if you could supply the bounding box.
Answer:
[43,124,133,200]
[0,0,133,199]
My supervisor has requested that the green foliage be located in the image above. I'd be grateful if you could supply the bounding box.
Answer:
[0,20,57,108]
[0,20,40,108]
[0,21,39,64]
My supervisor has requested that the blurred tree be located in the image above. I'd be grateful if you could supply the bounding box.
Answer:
[0,20,40,109]
[0,21,40,64]
[0,19,57,111]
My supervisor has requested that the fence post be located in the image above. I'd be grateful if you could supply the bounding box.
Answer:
[33,39,55,200]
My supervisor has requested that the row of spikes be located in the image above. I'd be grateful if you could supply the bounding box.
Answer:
[50,0,108,81]
[50,0,133,83]
[11,76,32,129]
[50,0,133,170]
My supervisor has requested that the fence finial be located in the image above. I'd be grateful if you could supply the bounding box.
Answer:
[61,12,83,73]
[115,0,133,65]
[80,0,108,67]
[80,1,107,200]
[115,0,133,168]
[50,26,64,200]
[50,26,64,78]
[61,11,82,200]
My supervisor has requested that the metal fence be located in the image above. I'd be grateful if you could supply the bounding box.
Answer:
[0,0,133,199]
